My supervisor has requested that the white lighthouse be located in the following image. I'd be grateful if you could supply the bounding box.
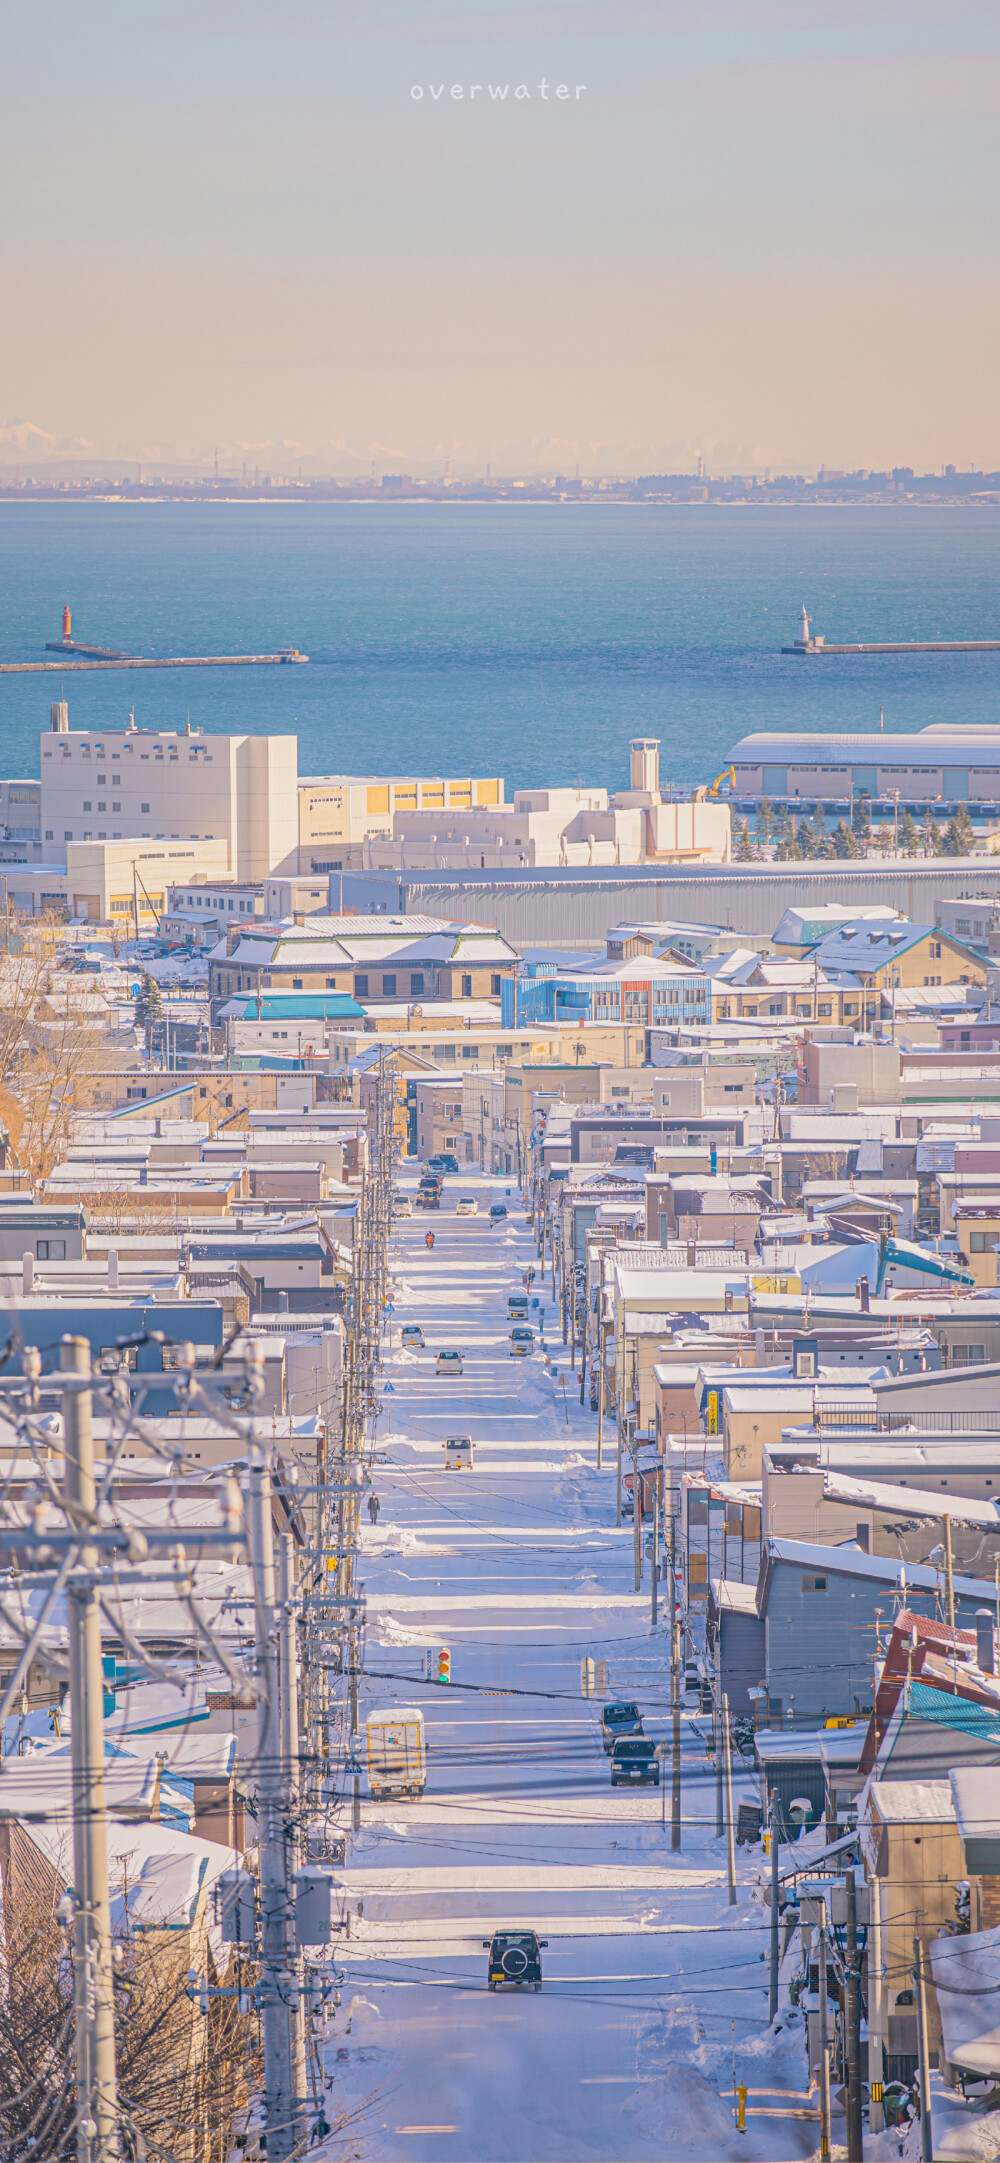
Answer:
[794,604,812,650]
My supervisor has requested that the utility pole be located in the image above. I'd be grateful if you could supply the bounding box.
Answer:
[768,1788,779,2022]
[278,1528,307,2132]
[670,1509,681,1852]
[597,1320,606,1470]
[914,1932,934,2163]
[721,1691,736,1904]
[63,1336,120,2163]
[817,1896,831,2161]
[633,1435,642,1592]
[249,1449,304,2161]
[650,1470,659,1627]
[845,1870,863,2163]
[714,1680,724,1838]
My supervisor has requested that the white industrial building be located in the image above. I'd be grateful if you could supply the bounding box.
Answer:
[728,723,1000,808]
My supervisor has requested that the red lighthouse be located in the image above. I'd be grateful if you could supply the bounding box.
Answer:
[61,604,72,644]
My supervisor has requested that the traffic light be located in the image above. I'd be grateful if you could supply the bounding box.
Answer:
[437,1647,451,1683]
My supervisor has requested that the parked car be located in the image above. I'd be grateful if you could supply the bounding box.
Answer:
[435,1350,464,1376]
[401,1324,424,1349]
[508,1293,529,1319]
[439,1152,460,1173]
[444,1435,474,1469]
[489,1203,508,1224]
[395,1196,413,1217]
[509,1327,534,1358]
[455,1197,479,1217]
[483,1930,547,1992]
[601,1702,643,1755]
[611,1738,660,1787]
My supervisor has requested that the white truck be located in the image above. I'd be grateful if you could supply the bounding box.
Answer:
[365,1706,427,1800]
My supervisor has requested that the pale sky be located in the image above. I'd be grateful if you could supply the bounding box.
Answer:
[2,0,999,474]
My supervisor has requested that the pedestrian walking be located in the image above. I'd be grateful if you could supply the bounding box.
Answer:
[368,1493,380,1525]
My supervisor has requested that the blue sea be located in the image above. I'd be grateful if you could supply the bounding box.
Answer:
[0,504,998,791]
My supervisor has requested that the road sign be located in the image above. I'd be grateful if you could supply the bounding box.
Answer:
[383,1382,395,1394]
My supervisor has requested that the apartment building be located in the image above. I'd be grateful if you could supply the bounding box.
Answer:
[39,713,298,881]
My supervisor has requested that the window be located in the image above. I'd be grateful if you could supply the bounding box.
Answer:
[354,973,369,996]
[36,1238,66,1261]
[112,802,120,813]
[491,973,502,996]
[462,974,473,997]
[45,831,53,841]
[83,801,92,812]
[99,1346,138,1374]
[64,831,73,841]
[292,977,303,989]
[970,1231,990,1253]
[801,1574,827,1592]
[382,973,397,996]
[952,1344,985,1364]
[410,973,425,995]
[141,802,150,814]
[817,1002,832,1017]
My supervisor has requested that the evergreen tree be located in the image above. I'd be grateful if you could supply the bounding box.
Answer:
[944,803,975,857]
[899,809,919,857]
[833,820,859,859]
[733,818,754,863]
[756,795,775,845]
[874,821,894,856]
[852,793,872,852]
[921,809,944,856]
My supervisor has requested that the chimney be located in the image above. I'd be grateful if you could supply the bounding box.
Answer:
[21,1251,34,1294]
[50,700,69,734]
[977,1609,996,1673]
[629,738,660,796]
[754,1325,765,1368]
[858,1275,870,1312]
[686,1240,697,1268]
[278,1290,289,1312]
[107,1248,119,1291]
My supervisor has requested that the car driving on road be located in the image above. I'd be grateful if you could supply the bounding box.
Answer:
[509,1327,534,1358]
[489,1202,508,1223]
[444,1435,474,1469]
[610,1738,660,1787]
[435,1350,464,1376]
[508,1293,529,1319]
[401,1324,424,1349]
[483,1930,548,1992]
[600,1701,643,1755]
[455,1197,479,1216]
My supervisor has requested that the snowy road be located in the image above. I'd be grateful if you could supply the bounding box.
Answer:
[323,1174,821,2163]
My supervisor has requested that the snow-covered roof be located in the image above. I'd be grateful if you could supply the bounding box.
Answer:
[930,1922,1000,2076]
[870,1778,956,1823]
[950,1768,1000,1843]
[823,1469,1000,1528]
[709,1578,759,1615]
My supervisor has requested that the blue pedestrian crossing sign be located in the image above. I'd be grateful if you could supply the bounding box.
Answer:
[383,1382,395,1395]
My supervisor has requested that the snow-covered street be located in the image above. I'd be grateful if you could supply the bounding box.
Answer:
[325,1173,822,2162]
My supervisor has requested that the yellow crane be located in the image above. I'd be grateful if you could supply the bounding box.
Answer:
[693,765,735,802]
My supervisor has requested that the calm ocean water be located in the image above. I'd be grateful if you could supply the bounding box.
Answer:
[1,504,998,791]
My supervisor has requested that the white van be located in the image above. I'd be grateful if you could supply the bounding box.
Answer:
[444,1435,474,1469]
[366,1706,426,1799]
